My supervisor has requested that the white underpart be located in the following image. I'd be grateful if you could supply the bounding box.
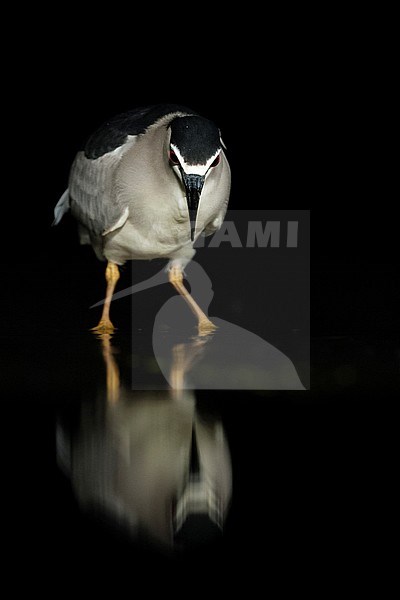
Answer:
[170,144,221,176]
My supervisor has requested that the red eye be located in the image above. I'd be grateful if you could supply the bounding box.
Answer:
[211,155,220,167]
[169,150,180,165]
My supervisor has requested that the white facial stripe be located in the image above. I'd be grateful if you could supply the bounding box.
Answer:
[170,144,221,176]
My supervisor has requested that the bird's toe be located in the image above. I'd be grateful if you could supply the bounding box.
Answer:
[91,319,116,334]
[198,319,218,337]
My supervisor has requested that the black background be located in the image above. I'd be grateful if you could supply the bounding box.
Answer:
[3,20,397,592]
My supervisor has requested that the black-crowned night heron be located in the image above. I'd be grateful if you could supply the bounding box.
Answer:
[54,104,231,334]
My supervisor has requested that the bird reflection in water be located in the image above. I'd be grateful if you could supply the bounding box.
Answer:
[56,332,232,553]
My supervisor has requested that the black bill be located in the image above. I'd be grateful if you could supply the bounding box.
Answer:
[181,172,205,241]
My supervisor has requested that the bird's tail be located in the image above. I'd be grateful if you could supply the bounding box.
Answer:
[52,188,70,225]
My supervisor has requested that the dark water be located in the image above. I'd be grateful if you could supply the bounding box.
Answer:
[3,319,395,574]
[3,213,399,580]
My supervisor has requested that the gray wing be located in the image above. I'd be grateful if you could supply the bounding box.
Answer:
[68,140,135,236]
[61,104,197,236]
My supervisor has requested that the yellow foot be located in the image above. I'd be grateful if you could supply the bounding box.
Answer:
[91,319,116,334]
[198,318,218,337]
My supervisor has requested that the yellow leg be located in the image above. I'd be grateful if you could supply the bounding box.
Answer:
[91,261,120,334]
[168,266,217,336]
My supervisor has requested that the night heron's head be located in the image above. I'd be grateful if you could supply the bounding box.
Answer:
[168,116,224,239]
